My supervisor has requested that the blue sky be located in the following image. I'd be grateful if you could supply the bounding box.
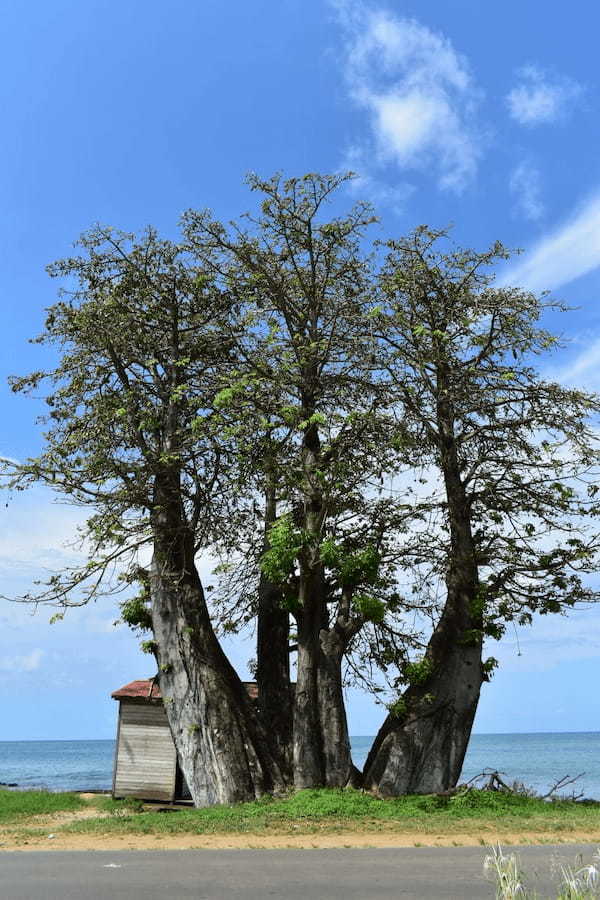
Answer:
[2,0,600,741]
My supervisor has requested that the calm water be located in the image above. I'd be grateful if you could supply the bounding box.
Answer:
[1,733,599,797]
[0,740,115,793]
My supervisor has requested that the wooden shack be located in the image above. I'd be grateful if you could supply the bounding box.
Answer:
[111,678,258,802]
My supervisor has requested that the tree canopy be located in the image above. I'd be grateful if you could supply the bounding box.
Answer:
[4,174,600,804]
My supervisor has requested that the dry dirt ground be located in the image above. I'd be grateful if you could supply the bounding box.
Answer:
[5,830,600,853]
[2,799,600,852]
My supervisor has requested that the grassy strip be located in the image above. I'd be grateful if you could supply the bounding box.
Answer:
[0,789,85,824]
[60,789,600,837]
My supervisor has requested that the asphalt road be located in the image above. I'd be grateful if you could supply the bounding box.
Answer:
[0,844,597,899]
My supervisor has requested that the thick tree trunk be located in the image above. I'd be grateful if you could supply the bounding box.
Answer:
[257,575,292,772]
[293,573,326,789]
[293,408,329,789]
[293,576,358,788]
[318,630,358,787]
[150,471,287,807]
[293,627,357,789]
[364,384,484,795]
[362,608,483,794]
[151,556,288,806]
[256,481,293,777]
[292,409,357,788]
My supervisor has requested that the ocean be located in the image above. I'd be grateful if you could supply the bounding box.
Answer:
[1,733,600,798]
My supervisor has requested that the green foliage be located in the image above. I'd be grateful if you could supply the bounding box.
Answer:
[278,405,302,425]
[319,537,342,569]
[460,628,483,647]
[352,593,385,623]
[449,788,533,812]
[482,656,499,681]
[299,411,328,430]
[469,584,487,620]
[260,515,303,583]
[213,377,253,410]
[119,593,152,632]
[403,656,433,686]
[386,697,407,718]
[483,621,505,641]
[140,639,158,655]
[379,224,600,650]
[339,546,381,586]
[319,540,381,588]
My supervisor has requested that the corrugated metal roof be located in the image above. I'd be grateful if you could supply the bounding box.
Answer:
[112,678,258,701]
[111,678,162,701]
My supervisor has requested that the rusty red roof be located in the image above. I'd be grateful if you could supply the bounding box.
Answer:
[111,679,162,701]
[112,678,258,701]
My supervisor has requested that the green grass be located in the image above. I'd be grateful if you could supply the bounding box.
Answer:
[58,788,600,837]
[4,788,600,841]
[0,789,85,824]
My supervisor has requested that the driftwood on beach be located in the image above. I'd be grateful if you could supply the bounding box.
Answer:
[459,769,587,801]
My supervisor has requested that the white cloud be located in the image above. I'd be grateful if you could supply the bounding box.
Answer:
[489,606,600,674]
[0,648,44,672]
[509,160,544,222]
[0,488,86,572]
[334,1,481,192]
[498,189,600,293]
[545,336,600,394]
[506,65,583,126]
[341,145,415,214]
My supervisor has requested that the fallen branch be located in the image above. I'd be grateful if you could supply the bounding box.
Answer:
[540,773,585,800]
[462,769,512,792]
[459,769,586,800]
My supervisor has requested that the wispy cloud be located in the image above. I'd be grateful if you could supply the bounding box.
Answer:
[490,605,600,674]
[506,65,583,126]
[333,1,482,192]
[341,145,415,214]
[509,160,544,222]
[0,489,87,580]
[0,648,44,672]
[498,189,600,293]
[545,336,600,394]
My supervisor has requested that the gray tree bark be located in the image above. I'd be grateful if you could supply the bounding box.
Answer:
[150,470,288,807]
[363,385,484,795]
[256,480,293,777]
[362,606,483,794]
[293,575,358,788]
[293,570,327,789]
[318,630,359,787]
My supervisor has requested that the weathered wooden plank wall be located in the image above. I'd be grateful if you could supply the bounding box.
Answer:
[113,701,177,801]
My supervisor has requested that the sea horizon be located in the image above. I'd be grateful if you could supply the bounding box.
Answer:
[2,732,600,799]
[2,728,600,743]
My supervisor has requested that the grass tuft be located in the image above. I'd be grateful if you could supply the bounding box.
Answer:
[0,789,85,824]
